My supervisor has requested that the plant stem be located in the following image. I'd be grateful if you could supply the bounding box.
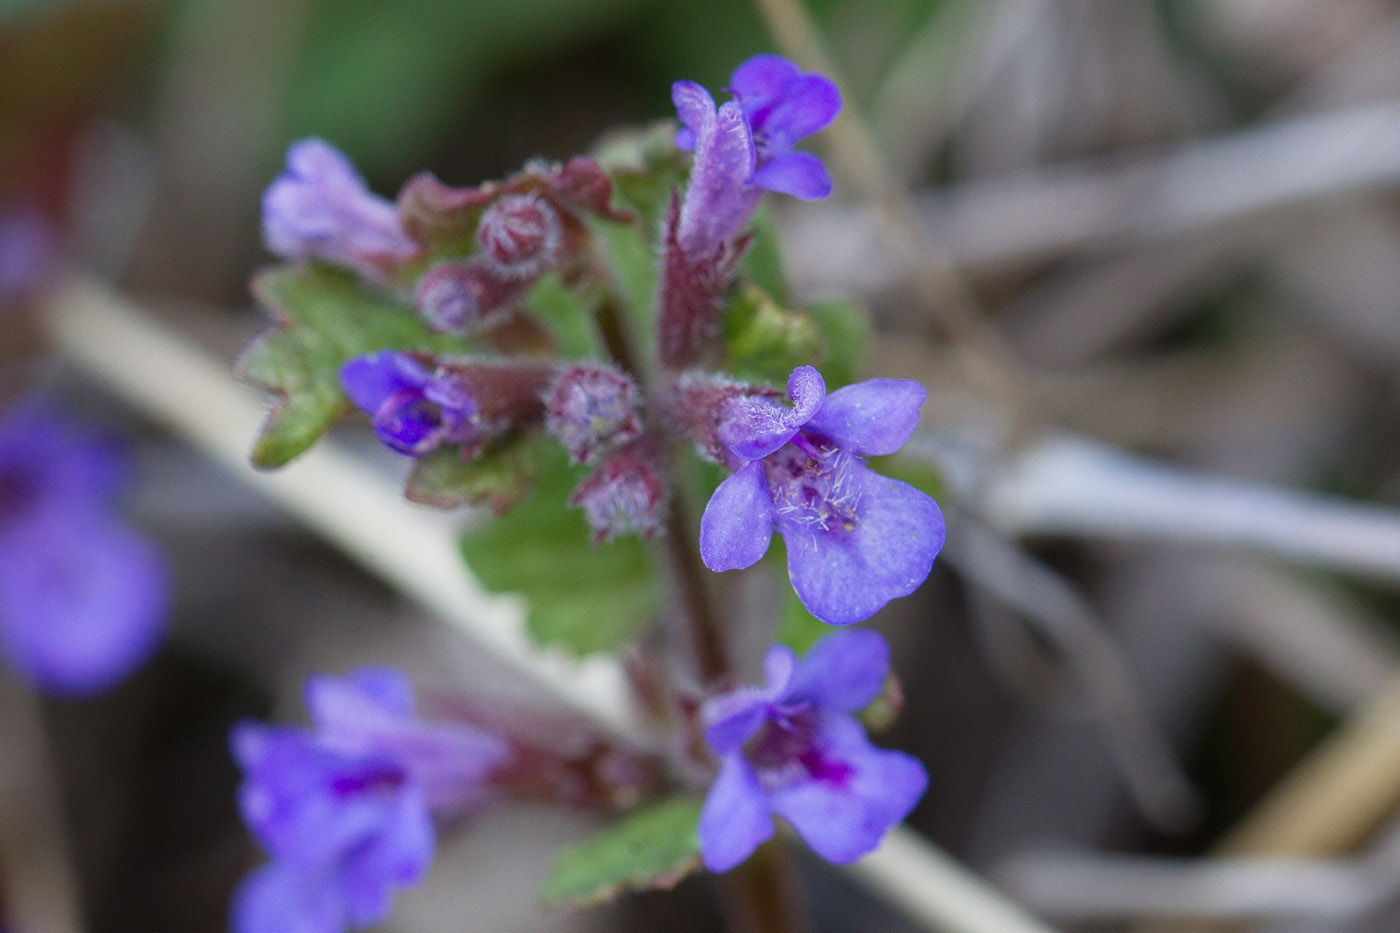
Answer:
[719,841,808,933]
[661,491,729,685]
[592,231,804,931]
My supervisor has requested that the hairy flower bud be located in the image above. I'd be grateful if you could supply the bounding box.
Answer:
[570,443,667,543]
[414,261,523,333]
[475,193,562,281]
[545,364,643,465]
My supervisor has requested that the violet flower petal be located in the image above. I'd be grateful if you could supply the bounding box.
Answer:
[729,54,802,110]
[233,725,411,871]
[306,666,415,730]
[702,687,769,754]
[751,151,832,200]
[767,715,927,864]
[781,466,944,625]
[783,630,889,713]
[699,460,774,572]
[372,392,444,456]
[337,785,434,926]
[0,511,166,695]
[340,352,422,414]
[232,863,343,933]
[721,365,826,460]
[805,379,926,456]
[698,753,775,873]
[762,643,798,697]
[755,74,842,152]
[306,669,509,812]
[263,139,415,269]
[676,100,759,257]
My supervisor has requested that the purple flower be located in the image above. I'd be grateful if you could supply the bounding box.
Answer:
[340,352,477,456]
[232,668,509,933]
[0,401,166,695]
[671,54,840,256]
[659,56,840,368]
[697,631,926,871]
[699,366,944,626]
[263,140,417,276]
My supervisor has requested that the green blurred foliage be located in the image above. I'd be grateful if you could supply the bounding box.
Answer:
[541,796,702,906]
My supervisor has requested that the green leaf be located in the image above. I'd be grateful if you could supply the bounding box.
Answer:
[592,120,687,233]
[524,275,605,360]
[239,264,470,468]
[458,448,659,655]
[722,285,824,386]
[805,297,870,389]
[777,580,831,657]
[739,207,788,303]
[870,452,946,502]
[541,797,703,907]
[405,436,546,514]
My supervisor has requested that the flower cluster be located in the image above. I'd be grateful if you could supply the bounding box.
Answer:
[0,400,166,694]
[241,50,942,927]
[232,668,509,932]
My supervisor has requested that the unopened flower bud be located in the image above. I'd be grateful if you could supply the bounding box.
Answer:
[545,364,643,465]
[571,443,667,543]
[475,193,562,280]
[415,261,521,333]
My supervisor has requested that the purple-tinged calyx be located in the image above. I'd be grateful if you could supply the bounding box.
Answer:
[0,400,166,695]
[697,631,927,872]
[475,193,562,281]
[414,261,526,334]
[545,364,644,465]
[230,667,509,932]
[340,352,548,458]
[398,156,628,255]
[570,441,668,543]
[698,365,945,626]
[262,139,417,278]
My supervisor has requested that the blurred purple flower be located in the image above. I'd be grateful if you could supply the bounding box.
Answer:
[0,400,166,694]
[0,207,57,304]
[340,352,477,456]
[232,668,509,933]
[699,366,944,625]
[262,140,417,276]
[697,631,926,871]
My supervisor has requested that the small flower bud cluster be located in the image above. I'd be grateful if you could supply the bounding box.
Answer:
[414,261,527,333]
[476,193,562,281]
[544,364,643,465]
[570,441,668,542]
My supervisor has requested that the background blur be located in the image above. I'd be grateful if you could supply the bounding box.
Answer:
[6,0,1400,930]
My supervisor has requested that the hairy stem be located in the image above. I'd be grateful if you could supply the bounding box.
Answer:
[591,251,804,932]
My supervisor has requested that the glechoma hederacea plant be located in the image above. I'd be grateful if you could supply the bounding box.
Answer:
[234,53,945,930]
